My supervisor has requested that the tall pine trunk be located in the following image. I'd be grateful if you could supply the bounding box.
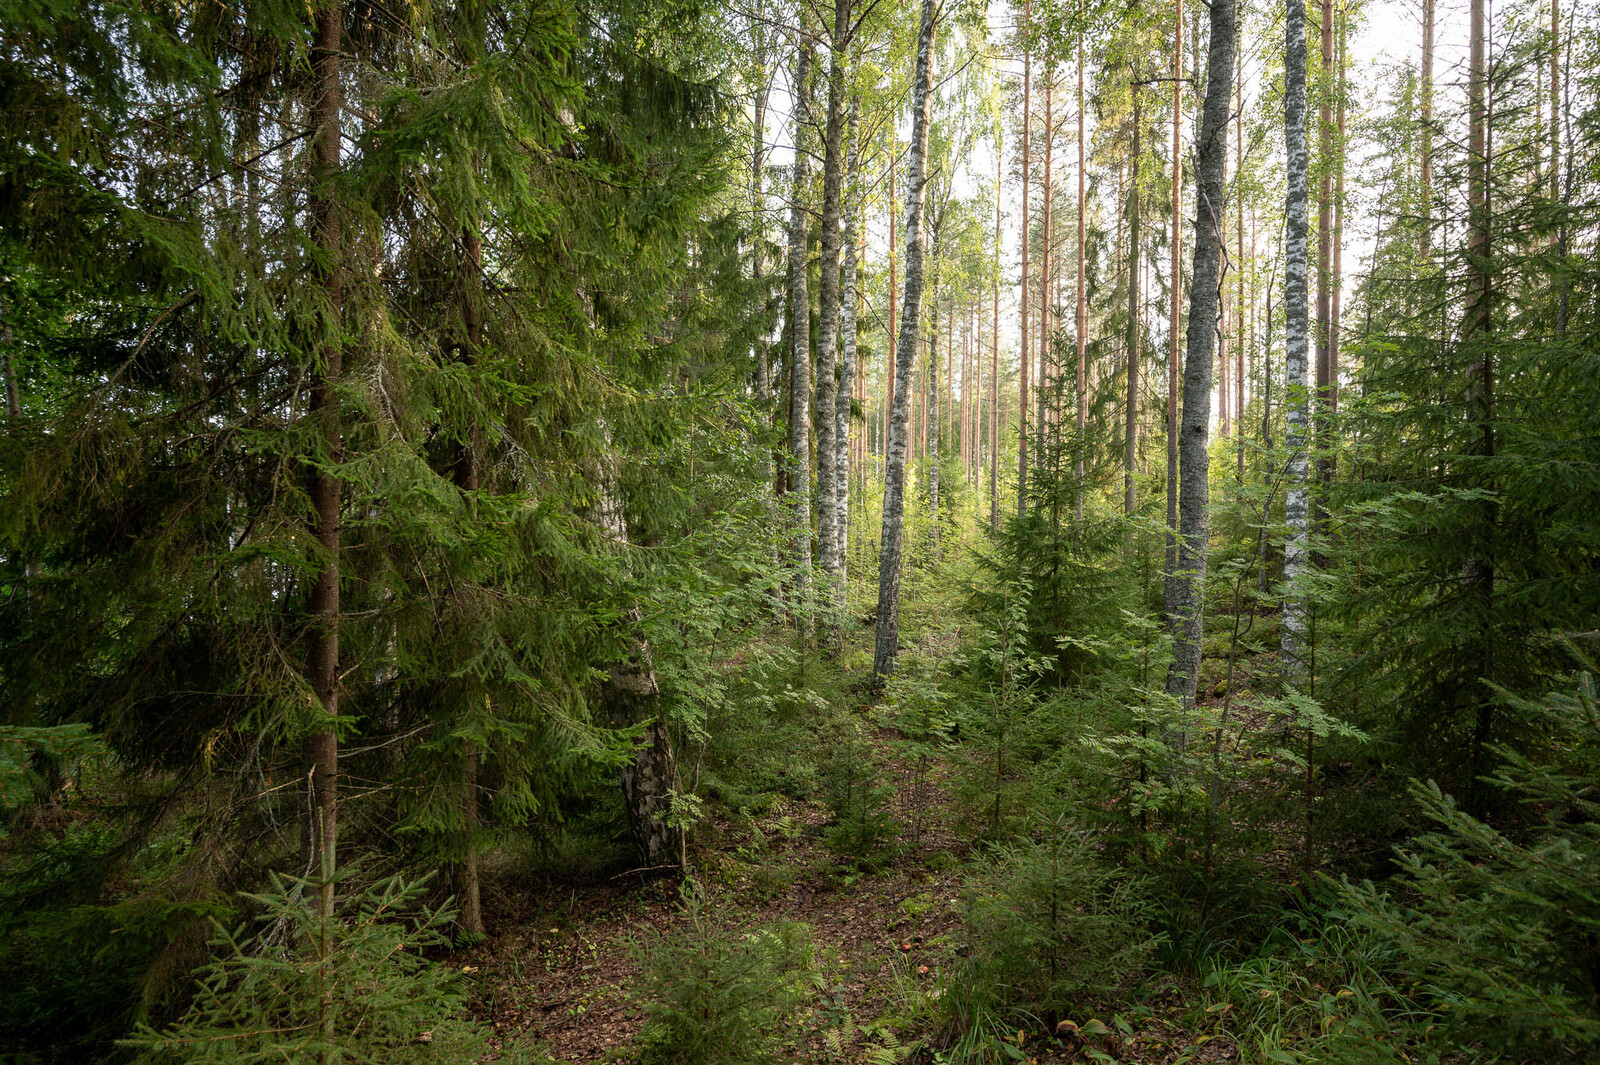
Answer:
[1463,0,1496,812]
[304,0,343,926]
[1074,27,1087,528]
[1164,0,1236,706]
[1018,2,1032,515]
[453,227,485,937]
[872,0,936,686]
[1039,69,1053,479]
[992,138,1002,528]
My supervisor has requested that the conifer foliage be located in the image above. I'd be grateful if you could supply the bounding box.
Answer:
[2,0,1600,1061]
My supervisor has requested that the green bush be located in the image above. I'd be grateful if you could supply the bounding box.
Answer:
[1316,651,1600,1063]
[822,737,901,869]
[122,872,520,1064]
[1198,649,1600,1064]
[942,824,1158,1040]
[630,884,816,1065]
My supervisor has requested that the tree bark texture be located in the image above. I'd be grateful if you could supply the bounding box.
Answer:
[452,228,486,937]
[872,0,936,685]
[1074,30,1087,528]
[1124,95,1141,518]
[1421,0,1435,257]
[1165,0,1183,618]
[304,0,343,923]
[815,0,853,631]
[1164,0,1236,706]
[991,137,1002,528]
[1281,0,1313,684]
[836,97,861,602]
[1314,0,1335,496]
[787,39,815,638]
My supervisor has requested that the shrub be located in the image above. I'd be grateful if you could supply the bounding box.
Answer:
[822,736,901,869]
[122,872,519,1064]
[1316,650,1600,1062]
[1200,648,1600,1064]
[631,883,816,1065]
[943,823,1158,1040]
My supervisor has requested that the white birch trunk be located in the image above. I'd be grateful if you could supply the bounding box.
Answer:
[872,0,936,685]
[787,39,815,639]
[836,97,861,598]
[1281,0,1313,684]
[814,0,852,619]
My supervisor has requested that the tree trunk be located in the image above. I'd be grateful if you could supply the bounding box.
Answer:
[1039,69,1053,477]
[928,232,942,550]
[836,97,861,606]
[886,153,897,476]
[451,228,486,938]
[610,655,678,869]
[1,305,18,419]
[990,140,1002,528]
[1281,0,1313,684]
[1075,28,1087,528]
[1330,7,1344,420]
[872,0,936,686]
[1124,94,1141,517]
[1164,0,1236,707]
[1165,0,1183,618]
[1236,48,1247,482]
[1420,0,1435,258]
[815,0,853,645]
[1018,2,1032,516]
[1464,0,1496,814]
[1549,0,1559,201]
[1314,0,1335,502]
[304,0,343,926]
[787,39,815,640]
[753,26,771,403]
[592,427,680,868]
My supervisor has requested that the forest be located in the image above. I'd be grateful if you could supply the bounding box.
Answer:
[1,0,1597,1060]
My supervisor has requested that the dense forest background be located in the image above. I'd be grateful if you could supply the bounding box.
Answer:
[2,0,1597,1061]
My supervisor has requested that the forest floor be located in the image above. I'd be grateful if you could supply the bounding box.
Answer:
[455,691,1253,1064]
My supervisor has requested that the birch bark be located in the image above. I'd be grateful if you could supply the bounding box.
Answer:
[787,40,815,638]
[1281,0,1313,684]
[872,0,936,685]
[835,97,861,601]
[815,0,853,635]
[1164,0,1237,705]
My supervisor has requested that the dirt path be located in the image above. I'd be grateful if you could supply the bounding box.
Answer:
[460,775,969,1063]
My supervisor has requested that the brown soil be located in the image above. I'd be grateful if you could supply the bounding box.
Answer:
[455,731,1244,1065]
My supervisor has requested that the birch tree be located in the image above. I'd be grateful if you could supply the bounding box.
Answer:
[1281,0,1313,683]
[872,0,937,686]
[1164,0,1236,705]
[815,0,854,643]
[787,38,815,638]
[835,97,862,598]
